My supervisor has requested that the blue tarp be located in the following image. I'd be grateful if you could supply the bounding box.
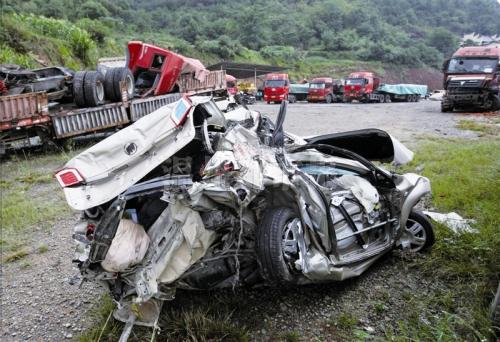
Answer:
[378,84,428,96]
[290,83,309,95]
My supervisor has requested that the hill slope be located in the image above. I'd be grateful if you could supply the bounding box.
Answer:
[1,0,499,85]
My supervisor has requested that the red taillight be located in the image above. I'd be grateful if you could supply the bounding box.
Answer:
[54,168,85,187]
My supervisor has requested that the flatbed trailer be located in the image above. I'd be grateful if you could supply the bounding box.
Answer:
[0,70,226,154]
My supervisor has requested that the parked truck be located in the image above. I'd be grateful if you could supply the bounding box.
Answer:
[441,44,500,112]
[263,73,289,103]
[0,41,227,154]
[288,82,309,103]
[343,72,427,103]
[307,77,343,103]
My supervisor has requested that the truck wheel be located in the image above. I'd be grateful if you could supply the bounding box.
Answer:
[104,68,117,102]
[493,95,500,111]
[256,207,300,284]
[73,71,87,107]
[441,103,453,112]
[267,101,271,104]
[288,95,296,103]
[112,67,135,101]
[83,71,105,107]
[326,95,333,104]
[379,95,385,103]
[385,94,391,103]
[415,95,420,102]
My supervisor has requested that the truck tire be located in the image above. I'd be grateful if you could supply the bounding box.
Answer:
[256,207,300,284]
[379,94,385,103]
[405,95,411,102]
[385,94,391,103]
[73,71,87,107]
[288,95,296,103]
[415,94,421,102]
[104,68,118,101]
[488,94,500,111]
[441,102,453,112]
[83,71,105,107]
[112,67,135,101]
[326,94,333,104]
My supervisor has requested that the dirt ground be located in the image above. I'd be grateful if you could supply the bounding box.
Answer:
[0,100,493,341]
[249,100,480,145]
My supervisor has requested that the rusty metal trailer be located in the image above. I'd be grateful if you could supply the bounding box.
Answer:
[0,70,226,154]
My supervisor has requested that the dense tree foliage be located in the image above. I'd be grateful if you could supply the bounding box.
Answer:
[2,0,499,69]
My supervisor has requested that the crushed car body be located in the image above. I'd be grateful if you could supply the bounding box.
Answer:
[56,97,435,338]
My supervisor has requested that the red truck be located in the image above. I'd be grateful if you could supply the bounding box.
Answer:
[0,42,226,154]
[343,71,426,103]
[263,73,289,104]
[307,77,343,103]
[441,44,500,112]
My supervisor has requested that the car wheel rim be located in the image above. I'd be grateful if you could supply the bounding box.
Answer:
[96,81,104,102]
[401,218,427,252]
[282,219,300,270]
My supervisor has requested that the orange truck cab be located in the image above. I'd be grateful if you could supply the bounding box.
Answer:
[307,77,343,103]
[343,72,380,102]
[263,73,289,104]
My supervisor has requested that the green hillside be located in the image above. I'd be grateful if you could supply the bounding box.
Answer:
[1,0,499,81]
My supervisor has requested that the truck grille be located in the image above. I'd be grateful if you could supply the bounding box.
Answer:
[448,87,482,95]
[448,79,482,88]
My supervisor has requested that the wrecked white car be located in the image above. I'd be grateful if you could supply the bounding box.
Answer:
[56,97,434,338]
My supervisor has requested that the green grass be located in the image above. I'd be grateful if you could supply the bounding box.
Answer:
[3,248,30,263]
[390,137,500,340]
[281,331,301,342]
[456,120,500,137]
[335,312,358,331]
[78,296,248,341]
[37,243,49,253]
[0,190,69,232]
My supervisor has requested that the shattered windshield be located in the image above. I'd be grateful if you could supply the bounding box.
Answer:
[265,80,286,87]
[310,83,325,89]
[447,58,498,74]
[345,78,364,85]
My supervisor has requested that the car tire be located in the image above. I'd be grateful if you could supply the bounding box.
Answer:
[403,210,435,252]
[83,71,105,107]
[73,71,87,107]
[112,67,135,101]
[256,207,300,284]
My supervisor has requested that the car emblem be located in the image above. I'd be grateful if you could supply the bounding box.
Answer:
[124,142,137,155]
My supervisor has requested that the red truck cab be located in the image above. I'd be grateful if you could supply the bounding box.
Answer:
[343,72,380,102]
[263,73,289,104]
[441,44,500,111]
[307,77,343,103]
[127,41,207,97]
